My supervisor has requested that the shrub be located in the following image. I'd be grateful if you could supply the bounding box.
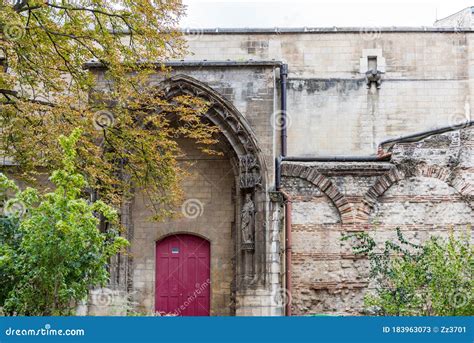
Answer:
[342,228,473,316]
[0,129,128,315]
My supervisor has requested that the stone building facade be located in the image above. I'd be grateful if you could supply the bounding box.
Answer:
[81,15,473,316]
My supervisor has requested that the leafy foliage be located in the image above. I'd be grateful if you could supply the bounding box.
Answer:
[342,228,473,316]
[0,214,19,305]
[0,129,128,315]
[0,0,219,218]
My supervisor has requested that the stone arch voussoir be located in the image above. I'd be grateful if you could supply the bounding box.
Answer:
[159,74,265,173]
[363,162,474,216]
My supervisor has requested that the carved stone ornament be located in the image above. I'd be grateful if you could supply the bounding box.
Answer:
[239,154,262,189]
[365,69,384,89]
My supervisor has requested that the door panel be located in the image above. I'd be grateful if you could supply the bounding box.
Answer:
[155,234,210,316]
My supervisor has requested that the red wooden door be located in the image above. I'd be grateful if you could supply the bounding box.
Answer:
[155,234,210,316]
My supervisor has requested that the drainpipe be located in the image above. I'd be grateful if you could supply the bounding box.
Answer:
[279,189,292,317]
[379,120,474,149]
[275,156,282,190]
[277,65,290,315]
[281,155,390,163]
[280,64,288,157]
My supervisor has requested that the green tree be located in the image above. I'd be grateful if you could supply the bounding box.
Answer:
[343,228,473,316]
[0,0,219,219]
[0,129,128,315]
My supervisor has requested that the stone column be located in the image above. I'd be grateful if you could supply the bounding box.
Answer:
[235,192,284,316]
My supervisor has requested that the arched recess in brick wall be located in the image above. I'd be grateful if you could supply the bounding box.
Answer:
[160,74,270,289]
[362,163,473,225]
[280,164,355,223]
[367,176,472,242]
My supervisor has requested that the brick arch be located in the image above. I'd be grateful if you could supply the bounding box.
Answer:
[415,165,472,204]
[362,163,473,218]
[281,164,356,224]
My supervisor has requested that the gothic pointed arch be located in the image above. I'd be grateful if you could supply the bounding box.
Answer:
[159,74,270,289]
[160,74,267,190]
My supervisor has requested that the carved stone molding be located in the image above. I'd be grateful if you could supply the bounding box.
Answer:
[239,154,262,190]
[269,191,284,203]
[160,75,265,169]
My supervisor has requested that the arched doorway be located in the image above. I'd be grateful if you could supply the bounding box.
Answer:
[155,234,211,316]
[125,75,272,316]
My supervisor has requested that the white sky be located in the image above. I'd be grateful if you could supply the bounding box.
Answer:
[181,0,473,28]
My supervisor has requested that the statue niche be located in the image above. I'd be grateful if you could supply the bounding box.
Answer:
[241,193,255,249]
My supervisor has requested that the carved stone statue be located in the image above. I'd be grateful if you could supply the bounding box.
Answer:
[241,193,255,244]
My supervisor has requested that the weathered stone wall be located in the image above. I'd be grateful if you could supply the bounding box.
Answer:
[281,126,473,315]
[81,26,474,316]
[165,67,276,182]
[184,30,473,156]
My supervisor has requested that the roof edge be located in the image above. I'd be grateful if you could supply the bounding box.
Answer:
[185,27,474,34]
[84,60,284,70]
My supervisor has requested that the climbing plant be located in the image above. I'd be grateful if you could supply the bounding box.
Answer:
[0,129,128,315]
[342,228,473,316]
